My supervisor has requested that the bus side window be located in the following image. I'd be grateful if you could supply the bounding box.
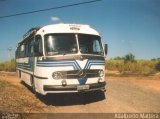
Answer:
[35,35,43,56]
[16,47,20,58]
[25,42,29,57]
[20,44,25,58]
[27,38,34,57]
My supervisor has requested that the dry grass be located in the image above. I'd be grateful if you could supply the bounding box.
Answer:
[106,60,159,76]
[0,59,16,72]
[0,79,45,113]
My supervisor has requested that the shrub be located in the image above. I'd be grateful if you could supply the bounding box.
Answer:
[106,59,157,75]
[124,53,135,63]
[155,62,160,71]
[0,59,16,72]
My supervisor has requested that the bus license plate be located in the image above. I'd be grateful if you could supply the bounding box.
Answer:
[77,85,90,90]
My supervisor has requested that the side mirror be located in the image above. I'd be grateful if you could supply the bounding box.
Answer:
[104,44,108,55]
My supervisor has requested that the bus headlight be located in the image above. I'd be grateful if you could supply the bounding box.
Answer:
[98,70,104,77]
[52,72,63,79]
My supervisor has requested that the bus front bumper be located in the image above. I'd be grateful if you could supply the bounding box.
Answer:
[43,82,106,93]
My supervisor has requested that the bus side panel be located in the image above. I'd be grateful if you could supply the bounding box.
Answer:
[16,57,34,86]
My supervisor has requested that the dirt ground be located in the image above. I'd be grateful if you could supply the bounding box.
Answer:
[0,71,160,113]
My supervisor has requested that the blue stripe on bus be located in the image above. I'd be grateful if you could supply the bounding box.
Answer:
[37,60,81,70]
[17,63,33,71]
[17,66,32,71]
[17,57,34,71]
[37,60,104,70]
[84,60,105,69]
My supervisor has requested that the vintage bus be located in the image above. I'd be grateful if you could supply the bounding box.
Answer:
[16,24,107,95]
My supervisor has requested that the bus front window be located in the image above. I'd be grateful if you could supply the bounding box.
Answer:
[45,34,77,56]
[78,34,104,55]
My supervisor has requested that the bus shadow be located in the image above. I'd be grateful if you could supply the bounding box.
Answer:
[38,91,106,106]
[21,82,106,106]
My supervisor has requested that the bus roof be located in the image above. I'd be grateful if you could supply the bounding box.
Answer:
[36,24,100,36]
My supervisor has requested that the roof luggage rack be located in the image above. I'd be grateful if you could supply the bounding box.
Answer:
[23,27,41,38]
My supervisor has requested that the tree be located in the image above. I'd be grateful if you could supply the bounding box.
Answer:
[114,56,123,60]
[123,53,135,63]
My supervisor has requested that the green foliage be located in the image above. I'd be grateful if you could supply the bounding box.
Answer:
[113,56,124,60]
[113,53,136,63]
[0,59,16,72]
[155,62,160,71]
[123,53,135,63]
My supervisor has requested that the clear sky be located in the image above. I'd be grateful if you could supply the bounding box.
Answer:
[0,0,160,61]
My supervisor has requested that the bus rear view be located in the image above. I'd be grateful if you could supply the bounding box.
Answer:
[16,24,107,95]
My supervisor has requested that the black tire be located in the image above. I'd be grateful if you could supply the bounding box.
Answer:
[20,79,24,84]
[31,75,36,93]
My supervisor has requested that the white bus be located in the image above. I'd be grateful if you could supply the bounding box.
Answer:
[16,24,107,95]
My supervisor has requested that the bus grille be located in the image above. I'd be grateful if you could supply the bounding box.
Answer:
[53,69,101,79]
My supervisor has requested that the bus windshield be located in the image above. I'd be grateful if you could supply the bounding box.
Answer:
[78,34,103,55]
[44,34,103,56]
[45,34,78,56]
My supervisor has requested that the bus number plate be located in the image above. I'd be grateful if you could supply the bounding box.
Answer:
[77,85,90,90]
